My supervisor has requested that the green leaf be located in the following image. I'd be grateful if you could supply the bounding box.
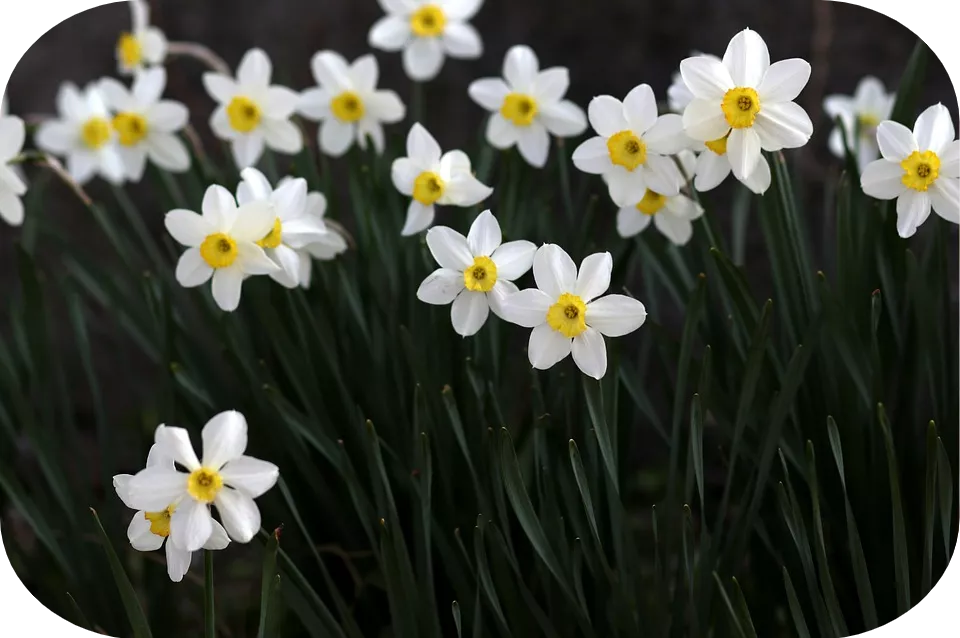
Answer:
[582,378,618,494]
[936,438,954,559]
[258,527,282,638]
[452,600,463,638]
[877,404,911,615]
[568,439,608,571]
[89,508,152,638]
[921,421,937,596]
[805,441,848,636]
[889,40,929,126]
[782,567,811,638]
[690,394,704,518]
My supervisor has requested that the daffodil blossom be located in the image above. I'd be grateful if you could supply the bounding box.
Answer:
[123,412,280,552]
[298,51,406,157]
[468,45,587,168]
[824,76,895,172]
[860,104,959,238]
[203,48,303,168]
[391,123,493,236]
[572,84,688,206]
[35,82,125,185]
[114,444,230,583]
[0,113,27,226]
[116,0,167,76]
[165,184,279,311]
[369,0,484,81]
[616,150,704,245]
[98,68,191,182]
[417,210,535,336]
[679,28,813,182]
[235,168,328,288]
[293,190,348,290]
[502,245,646,379]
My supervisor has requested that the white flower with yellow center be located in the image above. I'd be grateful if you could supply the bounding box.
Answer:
[116,0,167,76]
[391,123,493,236]
[417,210,535,336]
[298,51,406,157]
[468,45,587,168]
[114,444,230,583]
[615,150,704,245]
[123,412,280,552]
[293,190,349,290]
[35,83,125,185]
[98,68,191,182]
[679,28,813,182]
[203,48,303,169]
[501,245,647,380]
[860,104,959,238]
[236,168,329,289]
[369,0,483,81]
[165,184,280,312]
[0,114,27,227]
[690,129,772,195]
[824,76,895,172]
[572,84,688,206]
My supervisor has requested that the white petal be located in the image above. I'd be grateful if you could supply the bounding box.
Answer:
[146,442,175,469]
[486,113,519,148]
[267,245,301,288]
[694,151,731,192]
[575,252,612,302]
[349,54,379,92]
[238,167,272,203]
[426,225,473,269]
[516,121,550,168]
[877,121,918,162]
[165,541,192,583]
[538,100,587,137]
[231,133,266,169]
[147,101,189,133]
[155,426,201,470]
[231,200,276,242]
[642,155,683,197]
[401,201,434,236]
[451,291,490,336]
[297,87,331,121]
[271,176,307,221]
[501,288,552,327]
[439,148,472,178]
[417,268,466,304]
[369,16,411,52]
[366,90,406,123]
[679,56,734,100]
[391,157,419,195]
[237,48,272,88]
[125,468,188,512]
[571,328,607,379]
[588,95,628,137]
[930,178,960,224]
[201,410,248,469]
[132,67,166,105]
[667,74,695,113]
[572,136,612,174]
[445,0,483,20]
[55,83,86,120]
[114,474,134,506]
[407,122,442,165]
[823,94,854,120]
[98,78,136,112]
[643,114,689,155]
[34,121,76,155]
[533,243,577,298]
[67,151,99,185]
[753,102,813,151]
[140,28,167,65]
[723,28,770,87]
[665,193,705,221]
[202,521,231,551]
[533,67,569,104]
[209,107,238,140]
[727,128,762,180]
[860,159,906,200]
[914,103,956,154]
[467,210,501,256]
[170,498,213,552]
[490,240,536,281]
[682,99,730,142]
[469,78,510,111]
[146,134,191,173]
[503,45,539,92]
[895,190,932,238]
[263,87,300,120]
[444,173,493,206]
[203,73,238,104]
[758,59,811,103]
[175,249,214,288]
[127,514,163,551]
[616,206,652,237]
[310,52,352,94]
[623,84,658,135]
[220,455,279,498]
[98,147,127,185]
[654,211,695,245]
[237,242,279,275]
[487,280,519,319]
[938,140,959,179]
[403,38,445,81]
[442,22,482,58]
[586,294,647,337]
[528,323,572,370]
[211,267,244,311]
[165,209,213,247]
[262,118,303,155]
[739,154,772,195]
[214,488,261,543]
[606,168,647,208]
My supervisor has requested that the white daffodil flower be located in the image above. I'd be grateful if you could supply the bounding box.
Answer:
[236,168,328,289]
[391,123,493,236]
[203,48,303,169]
[123,411,280,552]
[369,0,484,82]
[0,114,27,227]
[417,210,535,336]
[35,82,125,185]
[116,0,167,76]
[98,68,191,182]
[165,184,279,312]
[294,191,348,290]
[468,45,587,168]
[573,84,689,206]
[502,245,647,380]
[824,76,895,172]
[860,104,959,238]
[298,51,406,157]
[114,444,230,583]
[616,150,704,245]
[679,28,813,182]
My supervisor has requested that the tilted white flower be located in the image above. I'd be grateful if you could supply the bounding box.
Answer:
[293,190,348,290]
[860,104,959,238]
[572,84,689,206]
[0,114,27,227]
[616,150,704,245]
[203,48,303,169]
[468,45,587,168]
[98,68,191,182]
[501,245,647,379]
[116,0,167,76]
[236,168,328,289]
[668,52,718,114]
[417,210,536,336]
[679,28,813,182]
[298,51,406,157]
[391,123,493,236]
[369,0,484,82]
[165,184,280,312]
[123,411,280,552]
[114,444,230,583]
[824,76,895,172]
[35,82,125,185]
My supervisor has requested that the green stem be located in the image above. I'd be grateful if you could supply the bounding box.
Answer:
[204,550,215,638]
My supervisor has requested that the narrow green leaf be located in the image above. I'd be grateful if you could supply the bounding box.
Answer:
[568,439,607,567]
[877,404,911,615]
[730,577,758,638]
[89,508,152,638]
[782,567,811,638]
[889,41,929,126]
[690,394,705,518]
[806,441,848,635]
[936,438,954,559]
[452,600,463,638]
[582,378,618,494]
[204,550,215,638]
[713,572,747,638]
[65,592,93,632]
[258,527,282,638]
[921,421,937,596]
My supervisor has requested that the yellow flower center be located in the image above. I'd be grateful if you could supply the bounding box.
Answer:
[636,190,667,216]
[144,504,176,538]
[410,4,446,37]
[226,96,262,133]
[900,150,941,192]
[257,218,283,249]
[607,130,647,171]
[546,292,587,338]
[500,93,539,127]
[187,467,224,503]
[81,117,112,150]
[721,87,761,129]
[112,112,149,146]
[413,171,446,205]
[704,133,730,156]
[117,33,142,68]
[463,256,498,292]
[330,91,365,123]
[858,113,881,130]
[200,233,239,269]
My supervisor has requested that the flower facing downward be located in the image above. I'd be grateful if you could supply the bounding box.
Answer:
[468,45,587,168]
[860,104,959,238]
[298,51,406,157]
[501,245,647,379]
[123,411,280,552]
[293,190,349,290]
[165,184,280,311]
[824,76,895,172]
[0,113,27,226]
[203,48,303,168]
[369,0,484,81]
[391,123,493,236]
[679,29,813,182]
[616,151,705,246]
[116,1,167,76]
[417,210,536,336]
[114,444,230,583]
